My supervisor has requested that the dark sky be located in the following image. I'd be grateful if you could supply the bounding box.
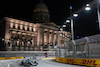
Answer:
[0,0,99,39]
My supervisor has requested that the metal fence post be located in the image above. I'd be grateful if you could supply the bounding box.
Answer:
[85,37,90,58]
[59,47,61,57]
[65,43,67,58]
[72,40,76,58]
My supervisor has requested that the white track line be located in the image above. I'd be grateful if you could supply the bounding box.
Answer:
[7,62,13,67]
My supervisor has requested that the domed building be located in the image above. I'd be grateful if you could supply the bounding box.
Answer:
[33,0,50,22]
[1,0,71,51]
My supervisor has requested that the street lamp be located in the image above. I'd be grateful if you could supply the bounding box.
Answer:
[85,4,91,11]
[66,20,70,23]
[85,3,100,30]
[58,25,61,47]
[97,2,100,30]
[63,24,66,27]
[73,13,78,17]
[60,28,63,31]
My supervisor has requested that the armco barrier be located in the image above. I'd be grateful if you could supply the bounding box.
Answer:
[0,57,24,60]
[42,57,55,60]
[55,57,100,67]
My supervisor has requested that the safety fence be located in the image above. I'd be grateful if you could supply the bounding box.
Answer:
[55,34,100,58]
[55,34,100,66]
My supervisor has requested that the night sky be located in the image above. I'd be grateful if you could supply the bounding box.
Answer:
[0,0,99,39]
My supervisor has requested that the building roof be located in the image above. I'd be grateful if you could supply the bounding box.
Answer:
[34,1,48,9]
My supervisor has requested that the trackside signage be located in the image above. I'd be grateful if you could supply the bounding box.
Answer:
[55,57,100,67]
[0,57,24,60]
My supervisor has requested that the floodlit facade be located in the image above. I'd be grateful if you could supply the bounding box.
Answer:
[2,0,71,51]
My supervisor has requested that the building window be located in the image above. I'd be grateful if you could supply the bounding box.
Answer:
[44,31,47,33]
[23,26,25,30]
[13,24,15,29]
[27,26,29,31]
[18,25,20,29]
[32,28,33,32]
[43,17,45,19]
[36,18,38,20]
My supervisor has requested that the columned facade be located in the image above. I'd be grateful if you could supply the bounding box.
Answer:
[3,0,71,51]
[4,17,71,51]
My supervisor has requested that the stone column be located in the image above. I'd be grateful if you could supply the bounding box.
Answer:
[41,28,44,45]
[50,30,54,46]
[37,28,41,46]
[53,33,57,46]
[47,30,49,46]
[32,37,34,46]
[57,32,59,45]
[55,33,58,45]
[52,31,54,46]
[5,21,11,51]
[34,36,37,46]
[37,28,44,46]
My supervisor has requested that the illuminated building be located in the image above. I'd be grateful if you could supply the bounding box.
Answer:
[1,0,71,51]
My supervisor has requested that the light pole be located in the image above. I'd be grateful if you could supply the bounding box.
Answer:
[85,3,100,30]
[71,19,74,40]
[66,13,78,40]
[97,2,100,30]
[62,24,66,45]
[58,25,61,57]
[62,25,67,57]
[66,13,78,58]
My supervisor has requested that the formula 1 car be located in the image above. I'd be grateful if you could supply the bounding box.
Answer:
[20,59,38,66]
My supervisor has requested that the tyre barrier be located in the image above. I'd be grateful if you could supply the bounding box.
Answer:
[0,57,24,60]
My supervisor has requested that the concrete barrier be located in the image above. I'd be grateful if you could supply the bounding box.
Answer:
[55,57,100,67]
[0,57,24,60]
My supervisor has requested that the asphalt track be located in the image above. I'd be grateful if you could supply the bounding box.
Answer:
[10,59,86,67]
[0,59,86,67]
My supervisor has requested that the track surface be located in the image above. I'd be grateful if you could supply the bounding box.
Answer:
[0,59,86,67]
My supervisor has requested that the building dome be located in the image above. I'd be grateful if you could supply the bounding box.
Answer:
[34,2,48,9]
[33,0,50,23]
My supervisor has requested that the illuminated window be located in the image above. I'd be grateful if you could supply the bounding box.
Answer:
[36,18,38,20]
[13,24,15,29]
[43,17,45,19]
